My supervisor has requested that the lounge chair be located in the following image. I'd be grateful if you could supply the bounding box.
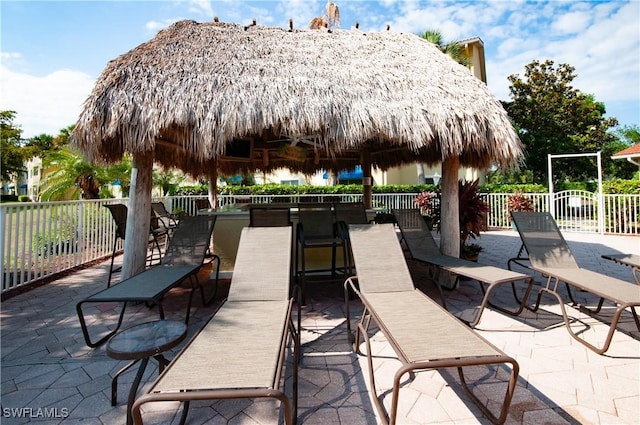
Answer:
[602,253,640,285]
[76,215,218,347]
[393,208,534,326]
[509,211,640,354]
[104,203,169,287]
[344,224,519,425]
[132,226,300,425]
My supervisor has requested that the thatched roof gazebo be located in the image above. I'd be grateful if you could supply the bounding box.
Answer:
[73,20,522,279]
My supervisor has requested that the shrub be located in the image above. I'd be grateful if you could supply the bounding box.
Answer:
[603,179,640,194]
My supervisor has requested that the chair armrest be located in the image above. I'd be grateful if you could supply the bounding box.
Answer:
[296,222,305,243]
[336,220,349,240]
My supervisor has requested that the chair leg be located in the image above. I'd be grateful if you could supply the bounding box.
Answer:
[331,243,337,278]
[108,237,119,288]
[300,245,307,305]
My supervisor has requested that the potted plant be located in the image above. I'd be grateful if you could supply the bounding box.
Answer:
[458,179,489,261]
[413,190,440,230]
[507,191,534,229]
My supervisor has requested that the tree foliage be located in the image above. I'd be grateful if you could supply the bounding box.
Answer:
[1,110,26,181]
[503,60,619,183]
[607,125,640,180]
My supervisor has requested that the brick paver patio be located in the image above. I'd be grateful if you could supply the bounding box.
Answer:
[1,229,638,424]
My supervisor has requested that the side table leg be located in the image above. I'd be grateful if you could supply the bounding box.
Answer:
[153,354,169,374]
[112,359,140,406]
[127,357,150,425]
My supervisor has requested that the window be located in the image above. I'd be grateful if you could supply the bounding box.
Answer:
[280,180,299,186]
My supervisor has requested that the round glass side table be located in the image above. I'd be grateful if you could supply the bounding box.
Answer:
[107,320,187,425]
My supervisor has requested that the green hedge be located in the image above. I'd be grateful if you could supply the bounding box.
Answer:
[480,183,547,193]
[174,180,639,196]
[602,178,640,194]
[177,183,440,196]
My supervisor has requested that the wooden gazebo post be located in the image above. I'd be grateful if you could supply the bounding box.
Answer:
[207,162,218,209]
[439,155,460,258]
[361,150,372,209]
[122,151,154,279]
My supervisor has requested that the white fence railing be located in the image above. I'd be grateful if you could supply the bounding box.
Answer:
[2,192,638,293]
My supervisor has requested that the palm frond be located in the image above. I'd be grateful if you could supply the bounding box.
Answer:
[443,41,471,67]
[326,1,340,28]
[309,17,327,29]
[421,30,443,46]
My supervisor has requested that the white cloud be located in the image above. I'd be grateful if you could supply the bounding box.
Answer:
[145,18,184,33]
[0,66,95,138]
[187,0,214,18]
[1,52,22,60]
[551,11,591,35]
[350,0,637,126]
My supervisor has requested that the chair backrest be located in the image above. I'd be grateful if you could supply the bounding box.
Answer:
[194,199,211,211]
[393,209,442,258]
[510,211,579,269]
[348,223,415,293]
[104,204,128,239]
[249,206,292,227]
[151,201,171,218]
[161,215,216,266]
[104,202,169,238]
[227,226,293,302]
[297,203,335,238]
[333,202,369,225]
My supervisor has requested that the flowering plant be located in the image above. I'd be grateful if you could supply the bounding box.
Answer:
[413,191,440,229]
[507,192,534,212]
[458,179,488,259]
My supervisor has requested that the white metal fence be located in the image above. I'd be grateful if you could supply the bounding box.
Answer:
[2,192,638,293]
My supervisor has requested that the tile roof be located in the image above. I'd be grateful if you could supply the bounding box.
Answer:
[612,143,640,157]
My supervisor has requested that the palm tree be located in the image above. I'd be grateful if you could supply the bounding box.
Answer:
[420,29,470,67]
[39,147,134,200]
[309,1,340,29]
[153,168,186,196]
[39,146,104,200]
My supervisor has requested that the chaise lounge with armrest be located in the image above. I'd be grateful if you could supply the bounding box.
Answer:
[344,223,519,425]
[132,226,300,425]
[509,211,640,354]
[393,208,535,326]
[76,215,219,347]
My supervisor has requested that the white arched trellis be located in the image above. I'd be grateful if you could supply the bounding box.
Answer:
[547,151,604,234]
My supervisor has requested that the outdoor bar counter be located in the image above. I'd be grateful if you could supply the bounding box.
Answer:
[200,204,378,276]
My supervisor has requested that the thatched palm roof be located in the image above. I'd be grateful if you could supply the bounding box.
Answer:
[73,20,522,176]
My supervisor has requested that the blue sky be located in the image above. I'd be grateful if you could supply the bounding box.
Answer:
[1,0,638,139]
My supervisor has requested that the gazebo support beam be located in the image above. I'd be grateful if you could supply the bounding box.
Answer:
[362,150,372,209]
[122,151,154,280]
[440,155,460,258]
[207,163,218,209]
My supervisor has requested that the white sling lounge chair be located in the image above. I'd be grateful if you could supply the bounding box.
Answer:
[132,226,300,425]
[344,223,519,425]
[393,208,534,326]
[509,211,640,354]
